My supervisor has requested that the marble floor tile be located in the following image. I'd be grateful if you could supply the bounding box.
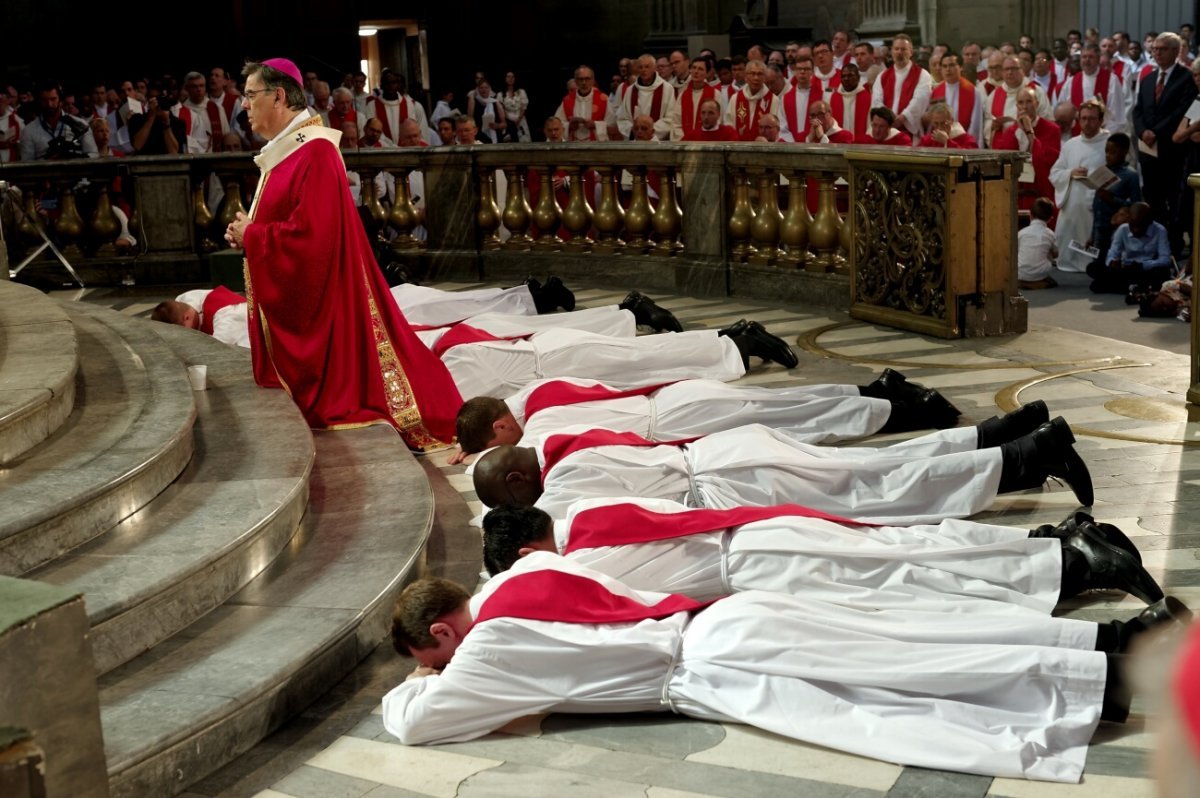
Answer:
[685,724,902,791]
[986,773,1154,797]
[306,736,503,798]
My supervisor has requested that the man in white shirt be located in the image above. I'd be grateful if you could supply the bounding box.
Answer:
[1018,198,1059,288]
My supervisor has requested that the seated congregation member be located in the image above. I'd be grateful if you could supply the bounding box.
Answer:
[1089,132,1140,264]
[680,98,738,141]
[481,496,1162,608]
[754,112,783,142]
[1088,202,1174,294]
[455,367,963,459]
[917,101,977,148]
[856,106,912,146]
[992,87,1060,216]
[804,101,855,143]
[1017,198,1059,290]
[384,555,1190,779]
[472,414,1096,524]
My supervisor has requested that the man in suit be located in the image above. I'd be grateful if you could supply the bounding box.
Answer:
[1133,32,1198,255]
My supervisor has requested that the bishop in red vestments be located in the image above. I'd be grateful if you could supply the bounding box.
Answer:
[225,58,461,451]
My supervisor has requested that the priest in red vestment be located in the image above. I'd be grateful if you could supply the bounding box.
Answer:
[224,58,462,451]
[681,99,738,141]
[991,87,1061,216]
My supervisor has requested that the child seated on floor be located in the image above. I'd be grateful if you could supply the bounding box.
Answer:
[1017,198,1058,290]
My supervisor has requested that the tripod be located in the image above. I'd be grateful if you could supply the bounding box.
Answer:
[0,181,85,288]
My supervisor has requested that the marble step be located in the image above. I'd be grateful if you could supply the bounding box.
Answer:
[27,323,315,674]
[0,303,196,576]
[0,281,78,466]
[100,423,436,798]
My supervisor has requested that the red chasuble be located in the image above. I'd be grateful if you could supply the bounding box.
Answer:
[677,84,717,137]
[565,502,873,553]
[523,381,672,421]
[243,115,462,450]
[878,65,922,114]
[200,285,246,336]
[473,568,710,626]
[991,118,1060,212]
[930,79,976,131]
[831,89,870,138]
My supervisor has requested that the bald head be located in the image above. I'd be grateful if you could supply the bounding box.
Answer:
[471,446,542,508]
[397,118,422,147]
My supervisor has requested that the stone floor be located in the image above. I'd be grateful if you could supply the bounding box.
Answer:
[64,279,1199,798]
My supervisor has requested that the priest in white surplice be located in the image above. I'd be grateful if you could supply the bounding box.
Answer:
[1051,100,1110,272]
[616,54,675,140]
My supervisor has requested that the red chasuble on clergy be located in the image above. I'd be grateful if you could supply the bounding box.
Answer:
[523,381,672,421]
[781,79,822,140]
[176,101,225,142]
[732,89,774,140]
[473,568,710,626]
[539,429,699,485]
[564,502,873,553]
[930,79,976,131]
[562,91,609,141]
[242,115,462,450]
[368,96,410,141]
[1067,70,1114,136]
[200,285,247,336]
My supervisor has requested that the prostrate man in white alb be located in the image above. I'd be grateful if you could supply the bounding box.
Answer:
[472,414,1096,525]
[481,495,1162,611]
[383,555,1190,780]
[454,366,965,458]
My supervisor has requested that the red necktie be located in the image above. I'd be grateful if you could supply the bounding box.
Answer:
[1156,71,1166,102]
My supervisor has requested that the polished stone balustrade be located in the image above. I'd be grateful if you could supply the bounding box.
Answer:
[1,144,1027,337]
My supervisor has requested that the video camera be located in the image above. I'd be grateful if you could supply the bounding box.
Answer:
[45,116,90,160]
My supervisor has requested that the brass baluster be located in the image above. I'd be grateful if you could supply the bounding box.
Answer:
[90,184,122,256]
[192,182,218,253]
[624,167,653,254]
[747,170,782,265]
[17,190,44,250]
[388,168,421,250]
[808,173,840,272]
[652,168,684,255]
[531,166,563,249]
[778,173,811,267]
[53,187,85,258]
[836,182,852,274]
[560,167,592,252]
[591,166,625,254]
[727,168,755,262]
[477,169,502,250]
[501,166,534,250]
[360,171,388,243]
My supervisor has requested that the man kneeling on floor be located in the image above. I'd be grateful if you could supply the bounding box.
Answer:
[381,554,1192,782]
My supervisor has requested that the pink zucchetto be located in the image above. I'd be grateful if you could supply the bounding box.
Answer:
[262,58,303,87]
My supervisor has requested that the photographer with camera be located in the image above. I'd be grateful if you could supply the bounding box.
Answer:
[128,86,184,155]
[18,79,97,161]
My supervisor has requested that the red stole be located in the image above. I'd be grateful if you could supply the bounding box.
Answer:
[473,568,709,627]
[830,89,869,137]
[562,90,609,123]
[683,126,739,141]
[678,84,718,136]
[931,79,976,130]
[524,381,670,421]
[1070,70,1112,107]
[200,286,247,336]
[370,96,410,140]
[1112,61,1126,82]
[878,64,922,112]
[540,429,698,485]
[989,81,1038,119]
[177,101,224,140]
[782,78,822,139]
[565,502,872,553]
[628,82,667,122]
[733,89,773,140]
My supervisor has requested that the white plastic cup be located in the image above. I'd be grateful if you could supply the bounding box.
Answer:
[187,365,207,391]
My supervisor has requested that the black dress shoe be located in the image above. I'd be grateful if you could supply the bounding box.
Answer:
[976,400,1050,448]
[734,321,799,369]
[546,276,575,311]
[998,417,1094,506]
[619,290,683,332]
[718,318,752,337]
[883,390,961,432]
[860,368,961,414]
[1110,596,1194,655]
[524,276,558,314]
[1037,513,1144,566]
[1060,522,1164,604]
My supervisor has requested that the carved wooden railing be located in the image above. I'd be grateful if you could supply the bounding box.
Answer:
[0,144,1026,338]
